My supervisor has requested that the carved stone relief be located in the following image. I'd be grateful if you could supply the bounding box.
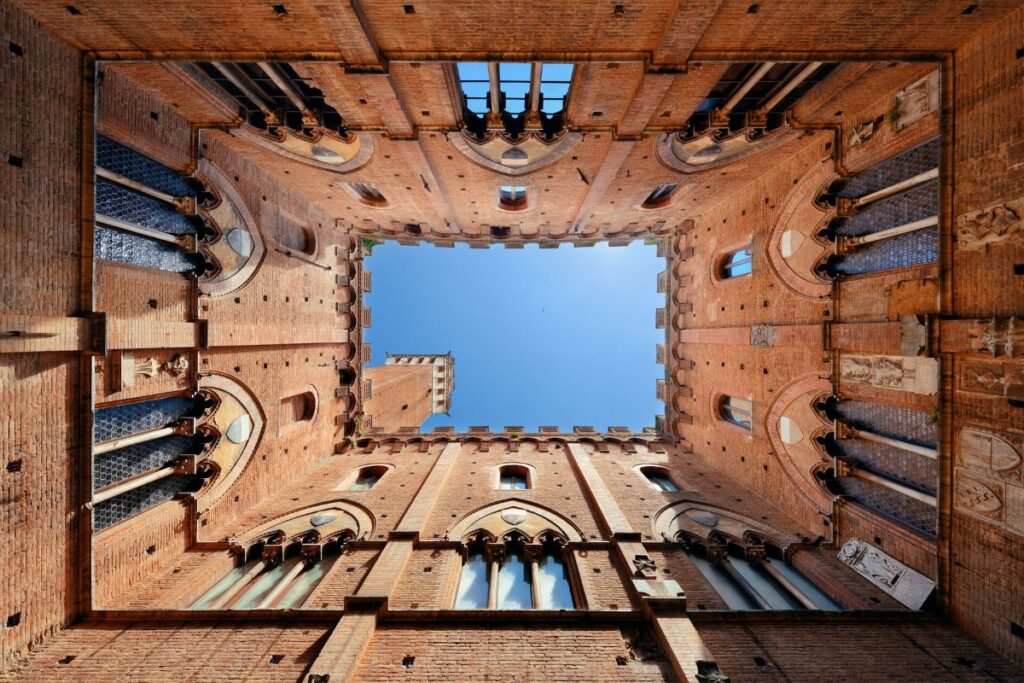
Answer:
[958,360,1024,399]
[839,354,938,395]
[957,427,1024,534]
[956,475,1004,521]
[847,115,884,148]
[975,317,1021,358]
[955,198,1022,250]
[893,71,939,131]
[837,537,935,609]
[750,324,775,347]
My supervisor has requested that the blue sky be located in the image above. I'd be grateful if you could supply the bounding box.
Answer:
[364,240,665,432]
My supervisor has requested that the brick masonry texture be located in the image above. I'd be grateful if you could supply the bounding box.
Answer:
[3,0,1024,679]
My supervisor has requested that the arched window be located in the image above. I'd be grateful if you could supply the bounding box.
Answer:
[192,540,345,610]
[350,465,388,491]
[454,536,575,610]
[642,183,679,209]
[277,211,316,256]
[719,396,753,431]
[498,465,531,490]
[280,390,316,427]
[720,246,753,278]
[498,185,528,211]
[682,542,840,611]
[641,466,679,492]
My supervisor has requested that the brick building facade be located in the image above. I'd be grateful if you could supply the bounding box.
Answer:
[2,1,1024,680]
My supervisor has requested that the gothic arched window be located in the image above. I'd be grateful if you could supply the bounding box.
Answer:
[682,541,840,611]
[454,536,575,610]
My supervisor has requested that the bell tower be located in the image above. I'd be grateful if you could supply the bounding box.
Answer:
[362,353,455,431]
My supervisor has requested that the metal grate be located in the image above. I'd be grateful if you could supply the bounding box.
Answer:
[837,138,939,199]
[835,400,938,447]
[835,227,938,275]
[95,225,198,273]
[94,434,197,490]
[92,474,193,531]
[836,183,938,237]
[96,179,197,235]
[96,135,194,198]
[94,397,194,444]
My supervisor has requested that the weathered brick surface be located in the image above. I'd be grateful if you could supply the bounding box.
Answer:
[350,624,678,683]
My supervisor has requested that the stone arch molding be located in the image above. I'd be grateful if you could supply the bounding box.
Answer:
[196,158,266,297]
[764,373,835,516]
[195,373,266,512]
[446,129,583,176]
[238,500,375,546]
[655,124,800,174]
[766,155,835,300]
[233,125,375,174]
[653,502,793,549]
[448,499,584,543]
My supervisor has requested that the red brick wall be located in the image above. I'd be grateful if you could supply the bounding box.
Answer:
[0,3,83,672]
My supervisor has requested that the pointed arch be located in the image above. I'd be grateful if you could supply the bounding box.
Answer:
[653,501,796,549]
[448,498,584,544]
[239,499,375,545]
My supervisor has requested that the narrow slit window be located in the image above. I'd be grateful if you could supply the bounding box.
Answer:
[455,551,490,608]
[721,246,753,278]
[642,183,679,209]
[720,396,753,431]
[496,551,532,609]
[642,466,679,492]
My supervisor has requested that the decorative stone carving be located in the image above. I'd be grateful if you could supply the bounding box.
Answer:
[695,660,731,683]
[500,508,528,526]
[837,537,935,609]
[956,428,1024,535]
[632,554,658,576]
[976,317,1020,358]
[839,354,938,395]
[893,70,939,131]
[163,354,190,378]
[958,360,1024,399]
[309,513,337,527]
[955,199,1022,250]
[847,115,884,148]
[115,353,161,388]
[750,324,775,347]
[956,475,1004,520]
[959,428,1023,482]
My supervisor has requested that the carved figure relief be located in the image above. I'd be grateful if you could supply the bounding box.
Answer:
[163,354,190,378]
[958,360,1024,399]
[840,355,938,395]
[632,555,658,576]
[955,199,1022,250]
[893,71,939,131]
[836,537,934,609]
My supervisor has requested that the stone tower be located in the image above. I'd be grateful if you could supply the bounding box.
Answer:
[362,354,454,431]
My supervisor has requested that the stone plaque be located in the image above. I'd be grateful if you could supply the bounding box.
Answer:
[837,537,934,609]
